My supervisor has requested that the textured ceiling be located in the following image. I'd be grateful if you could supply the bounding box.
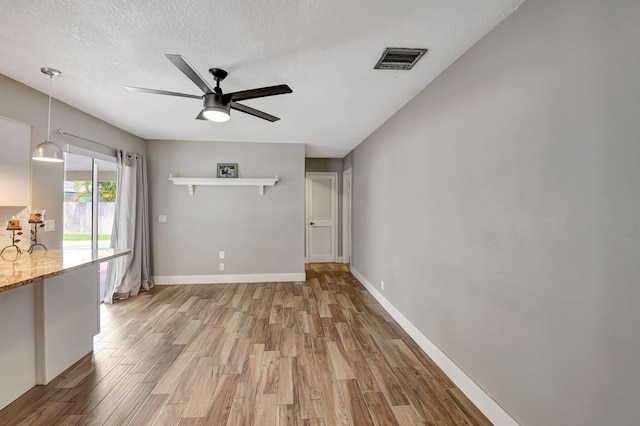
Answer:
[0,0,524,157]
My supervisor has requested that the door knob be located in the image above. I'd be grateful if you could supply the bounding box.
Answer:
[310,222,315,225]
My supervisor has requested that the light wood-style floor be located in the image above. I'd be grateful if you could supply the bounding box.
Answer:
[0,264,490,425]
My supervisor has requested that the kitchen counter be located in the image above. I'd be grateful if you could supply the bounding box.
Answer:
[0,248,130,292]
[0,247,130,410]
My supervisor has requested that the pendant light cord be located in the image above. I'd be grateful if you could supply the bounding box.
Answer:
[47,74,52,141]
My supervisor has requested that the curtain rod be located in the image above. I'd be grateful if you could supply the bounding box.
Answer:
[56,128,115,151]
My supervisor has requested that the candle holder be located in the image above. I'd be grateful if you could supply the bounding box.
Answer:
[28,220,47,253]
[1,227,23,255]
[0,249,21,263]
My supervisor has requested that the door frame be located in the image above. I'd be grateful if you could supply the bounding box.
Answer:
[305,172,339,263]
[342,168,352,264]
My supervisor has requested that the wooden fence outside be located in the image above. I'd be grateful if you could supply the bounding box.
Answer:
[63,202,115,235]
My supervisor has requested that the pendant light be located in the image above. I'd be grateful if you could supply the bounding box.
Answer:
[32,67,64,163]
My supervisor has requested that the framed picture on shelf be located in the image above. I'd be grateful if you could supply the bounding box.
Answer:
[217,163,238,178]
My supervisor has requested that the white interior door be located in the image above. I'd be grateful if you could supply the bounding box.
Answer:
[306,172,338,263]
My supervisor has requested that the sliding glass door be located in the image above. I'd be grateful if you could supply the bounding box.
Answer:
[63,151,117,300]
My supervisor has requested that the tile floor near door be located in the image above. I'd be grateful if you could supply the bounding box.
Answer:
[0,264,490,425]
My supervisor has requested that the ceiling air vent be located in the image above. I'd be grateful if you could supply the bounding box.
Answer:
[374,47,428,70]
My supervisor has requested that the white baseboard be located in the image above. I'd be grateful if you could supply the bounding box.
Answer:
[153,272,306,285]
[304,257,347,264]
[350,267,518,426]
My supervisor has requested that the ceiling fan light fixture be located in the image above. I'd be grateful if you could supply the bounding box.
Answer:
[202,105,230,122]
[33,67,64,163]
[202,93,231,122]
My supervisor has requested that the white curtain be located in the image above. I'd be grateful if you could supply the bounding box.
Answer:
[104,151,153,303]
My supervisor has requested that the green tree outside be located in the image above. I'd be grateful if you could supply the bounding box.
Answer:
[72,181,116,202]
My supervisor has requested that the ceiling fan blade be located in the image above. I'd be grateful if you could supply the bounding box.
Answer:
[164,54,215,94]
[126,86,202,99]
[231,102,280,122]
[195,110,207,120]
[226,84,292,102]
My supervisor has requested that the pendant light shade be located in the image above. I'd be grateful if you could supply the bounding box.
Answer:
[32,140,64,162]
[33,67,63,163]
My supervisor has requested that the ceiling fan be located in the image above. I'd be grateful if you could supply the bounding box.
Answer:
[126,54,292,122]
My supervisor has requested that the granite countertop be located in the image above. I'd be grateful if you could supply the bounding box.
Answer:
[0,248,131,292]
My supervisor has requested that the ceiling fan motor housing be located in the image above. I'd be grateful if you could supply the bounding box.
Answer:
[204,93,229,108]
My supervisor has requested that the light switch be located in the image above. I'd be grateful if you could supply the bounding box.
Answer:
[158,215,167,223]
[44,219,55,232]
[219,251,225,259]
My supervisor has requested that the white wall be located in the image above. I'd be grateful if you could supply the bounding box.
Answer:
[350,0,640,424]
[147,139,305,281]
[0,74,146,248]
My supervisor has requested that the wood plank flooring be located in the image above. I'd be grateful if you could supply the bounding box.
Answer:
[0,263,491,425]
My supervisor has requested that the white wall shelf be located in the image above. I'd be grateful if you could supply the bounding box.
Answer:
[168,175,279,196]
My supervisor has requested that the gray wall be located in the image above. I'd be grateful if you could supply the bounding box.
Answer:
[0,74,146,248]
[350,0,640,424]
[147,140,305,277]
[343,151,353,171]
[305,158,344,173]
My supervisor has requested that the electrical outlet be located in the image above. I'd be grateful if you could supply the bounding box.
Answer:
[219,263,225,271]
[381,280,385,291]
[44,219,55,232]
[219,250,225,259]
[158,215,167,223]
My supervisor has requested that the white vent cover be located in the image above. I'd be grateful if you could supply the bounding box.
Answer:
[374,47,428,70]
